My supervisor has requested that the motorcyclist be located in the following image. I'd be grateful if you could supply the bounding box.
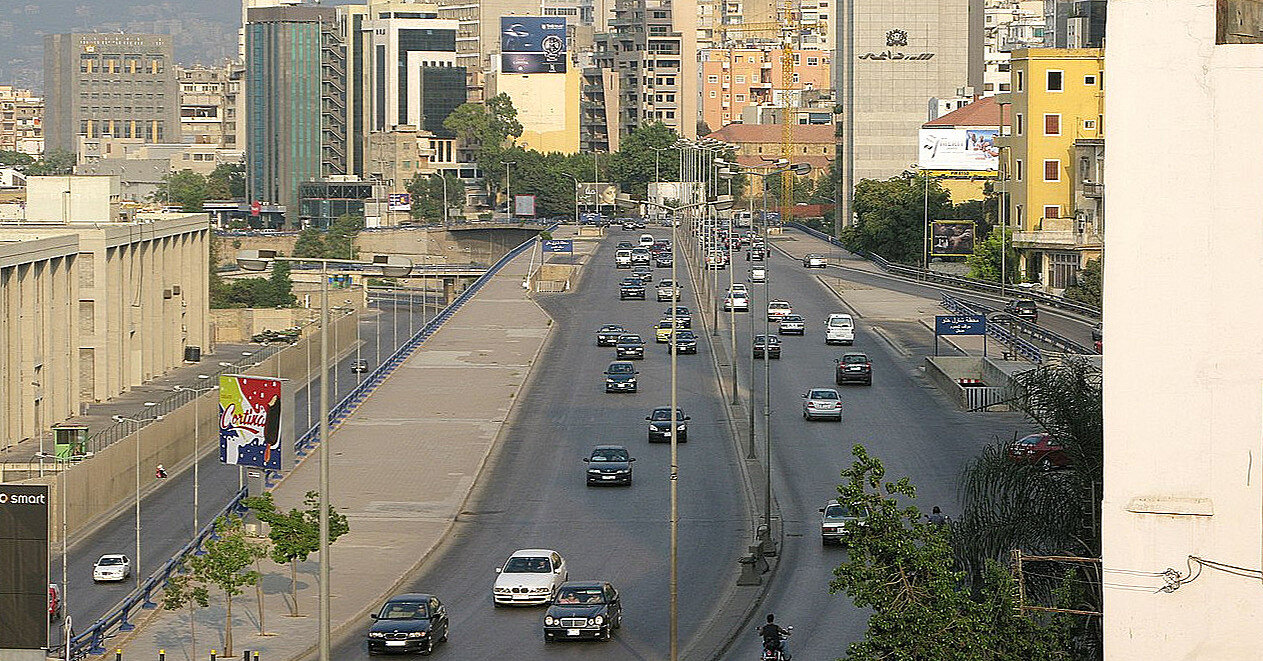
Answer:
[927,506,947,526]
[759,613,791,659]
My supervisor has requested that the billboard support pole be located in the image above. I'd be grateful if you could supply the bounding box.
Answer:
[922,171,929,270]
[318,260,331,661]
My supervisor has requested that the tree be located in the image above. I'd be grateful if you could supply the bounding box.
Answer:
[290,215,363,259]
[1063,259,1101,308]
[830,444,1071,660]
[292,228,327,259]
[406,172,463,223]
[207,162,246,199]
[966,225,1019,282]
[151,170,212,211]
[162,515,267,657]
[607,122,681,199]
[444,94,523,204]
[244,491,350,617]
[0,150,35,169]
[161,570,210,655]
[842,174,952,265]
[211,260,296,309]
[25,149,76,176]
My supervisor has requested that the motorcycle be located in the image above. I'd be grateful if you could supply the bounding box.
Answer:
[758,625,793,660]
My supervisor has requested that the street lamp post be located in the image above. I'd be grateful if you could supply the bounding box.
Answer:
[504,161,516,221]
[173,376,217,540]
[112,402,161,594]
[34,450,69,655]
[562,173,581,225]
[235,250,412,661]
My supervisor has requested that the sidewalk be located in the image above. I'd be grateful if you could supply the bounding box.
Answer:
[109,235,570,661]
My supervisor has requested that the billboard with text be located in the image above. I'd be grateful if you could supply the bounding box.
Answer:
[219,375,284,470]
[501,17,567,73]
[918,128,999,171]
[0,484,48,650]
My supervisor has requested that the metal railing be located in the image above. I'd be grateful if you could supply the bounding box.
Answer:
[785,222,1103,318]
[940,294,1043,364]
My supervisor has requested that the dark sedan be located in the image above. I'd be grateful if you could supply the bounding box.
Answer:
[668,330,698,354]
[752,334,781,359]
[663,307,692,328]
[654,253,674,268]
[596,324,626,347]
[647,407,689,442]
[366,593,449,655]
[543,582,623,642]
[583,445,635,486]
[835,352,872,386]
[604,362,639,393]
[619,279,646,300]
[1005,299,1038,322]
[615,334,645,360]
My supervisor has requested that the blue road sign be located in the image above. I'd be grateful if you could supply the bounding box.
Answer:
[542,239,573,253]
[935,314,986,336]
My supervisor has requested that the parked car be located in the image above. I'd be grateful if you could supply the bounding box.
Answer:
[777,314,805,335]
[366,593,449,655]
[752,334,781,359]
[803,254,827,268]
[604,362,639,393]
[767,300,792,322]
[819,501,867,544]
[802,388,843,421]
[1007,432,1069,470]
[668,330,698,354]
[584,445,635,485]
[596,324,626,347]
[615,334,645,359]
[1005,299,1039,323]
[647,406,689,442]
[1092,323,1103,353]
[92,554,131,582]
[835,352,872,386]
[619,278,646,300]
[493,549,568,606]
[543,581,623,642]
[825,313,855,345]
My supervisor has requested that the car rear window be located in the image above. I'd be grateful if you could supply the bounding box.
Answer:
[842,354,868,364]
[829,317,852,327]
[810,390,839,399]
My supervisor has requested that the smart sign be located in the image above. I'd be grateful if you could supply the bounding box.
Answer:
[0,484,50,651]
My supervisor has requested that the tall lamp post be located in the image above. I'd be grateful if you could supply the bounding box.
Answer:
[562,173,581,225]
[34,449,70,656]
[235,250,413,661]
[503,161,516,221]
[616,192,733,661]
[173,375,218,540]
[112,402,161,594]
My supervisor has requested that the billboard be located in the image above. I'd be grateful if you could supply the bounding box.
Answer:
[0,484,48,650]
[387,192,412,212]
[918,128,1000,171]
[514,194,536,217]
[219,375,284,471]
[931,220,976,257]
[501,17,567,73]
[577,183,619,207]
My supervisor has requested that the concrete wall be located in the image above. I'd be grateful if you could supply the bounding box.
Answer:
[215,227,536,268]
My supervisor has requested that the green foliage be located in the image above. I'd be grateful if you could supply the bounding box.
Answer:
[207,162,246,199]
[1063,259,1101,308]
[151,170,212,211]
[966,225,1019,283]
[607,122,681,199]
[211,261,295,309]
[406,172,463,222]
[444,93,524,203]
[161,571,210,654]
[831,445,1071,660]
[25,149,76,176]
[245,490,350,617]
[291,214,364,259]
[0,150,35,169]
[840,174,952,265]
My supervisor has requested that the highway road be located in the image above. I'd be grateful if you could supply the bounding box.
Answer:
[59,297,423,646]
[328,232,751,659]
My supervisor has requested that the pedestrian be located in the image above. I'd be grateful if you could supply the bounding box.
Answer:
[927,506,947,526]
[155,464,168,479]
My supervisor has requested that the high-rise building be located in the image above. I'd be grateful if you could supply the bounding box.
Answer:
[244,5,344,224]
[698,47,832,131]
[1044,0,1105,48]
[176,65,231,147]
[997,47,1103,291]
[42,34,180,154]
[982,0,1045,96]
[594,0,697,142]
[0,85,43,156]
[1103,2,1263,656]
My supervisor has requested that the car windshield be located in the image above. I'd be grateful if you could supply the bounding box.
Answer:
[504,557,552,573]
[1013,301,1036,310]
[98,557,124,566]
[824,504,862,518]
[601,326,622,333]
[842,354,868,364]
[769,302,789,310]
[659,321,674,328]
[608,363,633,374]
[555,586,605,605]
[659,281,674,287]
[781,315,801,322]
[590,448,629,462]
[810,390,839,400]
[379,601,428,620]
[651,408,683,421]
[619,335,642,344]
[829,317,852,327]
[677,331,695,340]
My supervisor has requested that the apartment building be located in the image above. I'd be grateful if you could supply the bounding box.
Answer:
[698,47,831,131]
[982,0,1045,95]
[176,65,231,147]
[0,86,44,156]
[998,47,1103,290]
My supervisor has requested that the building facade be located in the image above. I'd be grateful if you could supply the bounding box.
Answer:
[982,0,1046,95]
[43,34,181,154]
[1102,2,1263,657]
[176,65,231,147]
[0,85,44,156]
[998,47,1103,290]
[707,123,835,193]
[698,48,832,132]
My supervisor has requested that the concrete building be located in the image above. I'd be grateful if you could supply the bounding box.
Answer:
[0,85,44,156]
[497,69,583,153]
[840,0,983,183]
[997,47,1103,290]
[982,0,1045,95]
[43,34,181,154]
[706,123,834,194]
[579,63,620,152]
[0,213,209,448]
[177,64,232,146]
[435,0,579,100]
[1044,0,1105,48]
[698,47,832,132]
[1102,2,1263,657]
[24,176,121,223]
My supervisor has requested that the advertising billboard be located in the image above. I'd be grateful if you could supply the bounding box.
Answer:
[219,375,284,471]
[930,220,976,257]
[514,194,536,217]
[500,17,567,73]
[387,192,412,212]
[918,128,1000,171]
[0,484,49,651]
[577,183,619,207]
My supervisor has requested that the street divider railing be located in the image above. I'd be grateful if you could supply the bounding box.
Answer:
[784,222,1102,319]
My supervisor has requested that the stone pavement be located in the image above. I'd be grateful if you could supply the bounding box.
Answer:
[107,231,587,661]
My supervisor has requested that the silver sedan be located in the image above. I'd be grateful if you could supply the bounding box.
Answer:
[802,388,843,421]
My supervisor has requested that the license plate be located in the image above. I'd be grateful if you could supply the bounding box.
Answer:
[602,475,615,480]
[567,629,581,636]
[386,641,406,647]
[849,366,862,371]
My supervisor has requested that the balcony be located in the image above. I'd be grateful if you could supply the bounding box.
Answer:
[1081,182,1103,198]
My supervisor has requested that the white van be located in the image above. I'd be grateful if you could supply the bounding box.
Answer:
[615,249,633,268]
[826,313,855,345]
[639,234,655,247]
[750,266,766,283]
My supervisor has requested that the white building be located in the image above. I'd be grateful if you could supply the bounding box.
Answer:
[1102,1,1263,657]
[982,0,1045,95]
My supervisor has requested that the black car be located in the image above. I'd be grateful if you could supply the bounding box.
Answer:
[583,445,635,486]
[752,334,781,359]
[647,407,689,442]
[604,362,639,393]
[616,241,634,250]
[1092,323,1102,353]
[350,359,369,373]
[663,307,692,328]
[543,581,622,642]
[366,593,449,655]
[668,330,698,354]
[631,266,654,283]
[615,334,645,359]
[1005,299,1038,323]
[619,278,646,300]
[835,352,872,386]
[654,253,674,268]
[596,324,626,346]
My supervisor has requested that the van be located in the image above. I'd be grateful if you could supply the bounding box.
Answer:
[615,249,633,268]
[639,234,655,247]
[826,313,855,345]
[751,266,766,283]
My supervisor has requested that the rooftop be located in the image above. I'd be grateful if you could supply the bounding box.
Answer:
[923,96,1010,128]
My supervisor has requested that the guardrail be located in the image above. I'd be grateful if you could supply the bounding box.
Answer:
[784,222,1102,318]
[940,293,1094,356]
[70,487,251,659]
[941,295,1043,364]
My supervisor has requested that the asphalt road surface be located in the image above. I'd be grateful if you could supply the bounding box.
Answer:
[329,233,750,659]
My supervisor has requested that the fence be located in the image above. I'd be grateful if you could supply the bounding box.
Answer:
[784,222,1103,318]
[940,294,1044,364]
[963,385,1013,412]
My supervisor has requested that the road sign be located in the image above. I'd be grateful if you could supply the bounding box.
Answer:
[935,314,986,336]
[542,239,573,253]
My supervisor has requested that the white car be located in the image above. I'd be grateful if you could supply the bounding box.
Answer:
[802,388,844,421]
[767,300,793,322]
[93,554,131,582]
[639,233,655,247]
[724,288,750,311]
[826,313,855,345]
[750,267,766,283]
[493,549,568,606]
[803,254,827,268]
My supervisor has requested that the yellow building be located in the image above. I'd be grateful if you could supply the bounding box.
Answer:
[998,48,1104,291]
[495,68,582,154]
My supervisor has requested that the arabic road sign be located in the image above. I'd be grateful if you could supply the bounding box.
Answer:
[935,315,986,336]
[542,239,573,253]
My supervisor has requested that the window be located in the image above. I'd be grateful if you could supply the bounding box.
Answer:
[1015,114,1024,135]
[1043,160,1060,182]
[1083,119,1096,130]
[1015,70,1024,92]
[1043,205,1060,219]
[1046,70,1063,91]
[999,83,1011,92]
[735,93,745,101]
[807,57,819,66]
[1015,205,1024,227]
[984,83,994,92]
[1044,114,1060,135]
[1015,159,1024,181]
[1084,74,1096,86]
[998,62,1011,72]
[735,75,745,83]
[708,75,719,83]
[709,90,717,98]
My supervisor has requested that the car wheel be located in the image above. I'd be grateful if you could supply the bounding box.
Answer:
[865,378,872,386]
[420,641,432,655]
[439,629,448,643]
[602,626,612,641]
[1038,457,1053,471]
[545,634,555,643]
[802,411,809,420]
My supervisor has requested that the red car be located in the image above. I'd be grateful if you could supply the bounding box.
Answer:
[1007,433,1070,470]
